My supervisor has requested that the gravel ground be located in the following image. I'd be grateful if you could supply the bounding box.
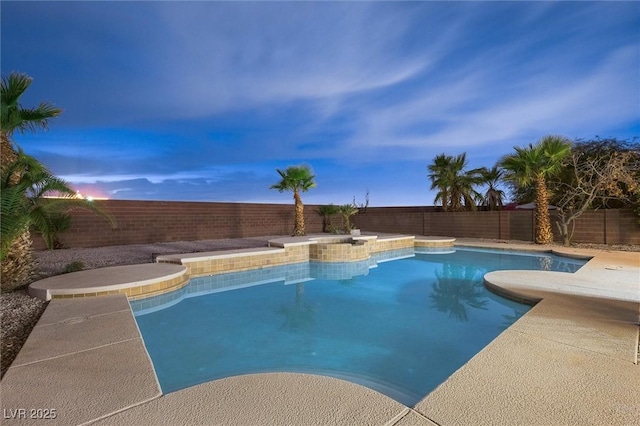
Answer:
[32,236,280,278]
[2,237,638,378]
[0,289,47,377]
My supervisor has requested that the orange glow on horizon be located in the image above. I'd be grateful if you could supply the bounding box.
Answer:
[43,187,110,201]
[69,185,110,201]
[74,190,109,201]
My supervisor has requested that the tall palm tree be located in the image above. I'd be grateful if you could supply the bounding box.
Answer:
[1,72,62,289]
[428,153,483,211]
[500,135,572,244]
[270,165,316,236]
[1,152,114,290]
[480,166,505,211]
[1,72,62,168]
[428,154,452,211]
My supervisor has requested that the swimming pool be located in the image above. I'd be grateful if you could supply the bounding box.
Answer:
[132,247,585,406]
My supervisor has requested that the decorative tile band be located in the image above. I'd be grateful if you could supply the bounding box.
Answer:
[371,237,415,253]
[414,238,456,247]
[310,242,370,262]
[51,274,190,300]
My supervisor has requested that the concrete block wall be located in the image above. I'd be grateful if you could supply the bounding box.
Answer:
[354,207,640,245]
[32,200,324,250]
[508,211,535,241]
[613,209,640,244]
[353,207,433,235]
[31,201,640,249]
[425,211,501,239]
[551,209,640,245]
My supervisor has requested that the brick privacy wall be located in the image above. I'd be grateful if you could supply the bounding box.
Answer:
[550,209,640,245]
[354,207,640,245]
[508,211,535,241]
[31,200,325,250]
[353,207,434,235]
[426,211,501,239]
[31,201,640,250]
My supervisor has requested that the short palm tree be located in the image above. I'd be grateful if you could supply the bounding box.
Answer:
[337,204,359,233]
[480,166,505,211]
[270,165,316,236]
[500,135,572,244]
[316,204,338,233]
[428,153,483,211]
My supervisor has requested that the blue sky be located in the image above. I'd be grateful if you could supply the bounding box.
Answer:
[2,1,638,206]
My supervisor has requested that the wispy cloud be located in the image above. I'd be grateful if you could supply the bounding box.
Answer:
[2,1,638,206]
[341,36,639,163]
[135,3,432,119]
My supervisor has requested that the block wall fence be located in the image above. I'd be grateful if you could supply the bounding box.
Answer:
[31,200,640,250]
[353,207,640,245]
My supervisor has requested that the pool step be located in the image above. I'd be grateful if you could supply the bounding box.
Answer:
[28,264,188,301]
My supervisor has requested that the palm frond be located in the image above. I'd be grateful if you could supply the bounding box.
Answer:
[2,151,116,250]
[1,72,61,137]
[0,185,30,260]
[269,165,316,193]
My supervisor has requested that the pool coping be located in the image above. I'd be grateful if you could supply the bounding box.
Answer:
[3,236,639,425]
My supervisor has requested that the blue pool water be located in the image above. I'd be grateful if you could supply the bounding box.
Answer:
[132,248,585,406]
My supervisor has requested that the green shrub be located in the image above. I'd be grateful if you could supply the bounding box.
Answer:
[62,261,84,274]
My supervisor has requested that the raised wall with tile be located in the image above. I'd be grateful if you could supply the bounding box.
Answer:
[370,236,415,252]
[158,245,311,278]
[33,236,453,301]
[310,242,370,262]
[51,271,189,301]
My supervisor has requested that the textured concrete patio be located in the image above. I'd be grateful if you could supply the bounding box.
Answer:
[1,238,638,425]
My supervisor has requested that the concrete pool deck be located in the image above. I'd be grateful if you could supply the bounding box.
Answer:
[1,237,638,425]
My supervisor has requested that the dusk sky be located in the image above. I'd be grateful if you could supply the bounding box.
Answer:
[2,1,638,206]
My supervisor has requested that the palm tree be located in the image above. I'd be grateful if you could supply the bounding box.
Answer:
[500,135,572,244]
[337,204,359,233]
[1,152,114,290]
[480,166,505,211]
[1,72,62,289]
[428,153,484,211]
[1,72,62,168]
[270,165,316,236]
[316,204,338,233]
[428,154,452,211]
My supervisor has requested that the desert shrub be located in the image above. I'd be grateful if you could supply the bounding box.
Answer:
[62,261,84,274]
